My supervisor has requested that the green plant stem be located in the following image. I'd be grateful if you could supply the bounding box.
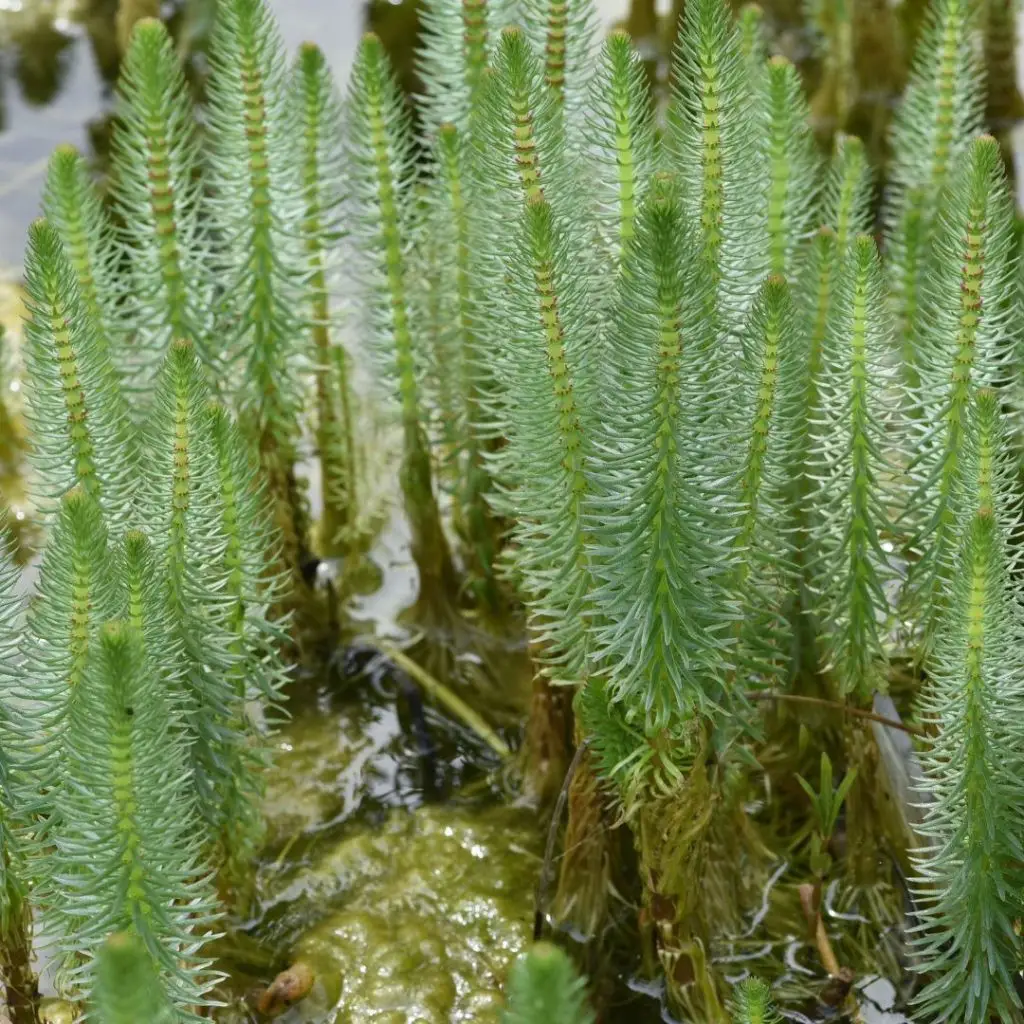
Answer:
[2,881,37,1024]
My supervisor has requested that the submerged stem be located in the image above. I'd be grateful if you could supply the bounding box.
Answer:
[376,642,510,758]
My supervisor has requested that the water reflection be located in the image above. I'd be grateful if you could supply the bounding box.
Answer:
[0,0,365,266]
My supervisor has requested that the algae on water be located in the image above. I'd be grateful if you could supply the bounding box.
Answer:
[258,805,541,1023]
[242,696,541,1023]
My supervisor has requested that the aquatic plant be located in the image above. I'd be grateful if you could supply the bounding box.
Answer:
[292,43,361,560]
[729,977,782,1024]
[205,1,314,597]
[910,389,1024,1022]
[502,941,595,1024]
[344,32,460,617]
[90,931,174,1024]
[0,521,34,1024]
[1,0,1023,1019]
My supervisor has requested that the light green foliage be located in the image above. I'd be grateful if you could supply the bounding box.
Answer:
[884,0,983,372]
[6,0,1024,1019]
[41,621,219,1015]
[732,276,803,687]
[292,42,359,558]
[110,19,212,377]
[502,942,594,1024]
[206,0,311,578]
[762,57,821,277]
[207,403,289,711]
[0,524,32,1024]
[902,136,1017,652]
[137,341,261,872]
[418,0,517,135]
[575,677,645,789]
[588,173,732,727]
[343,34,423,434]
[737,4,768,93]
[795,226,837,445]
[473,27,578,228]
[470,26,587,451]
[796,136,871,472]
[497,193,594,681]
[811,236,900,703]
[42,147,124,377]
[729,977,781,1024]
[911,392,1024,1024]
[118,529,184,709]
[667,0,767,327]
[822,133,872,253]
[11,491,119,821]
[91,932,174,1024]
[796,752,857,877]
[468,27,601,635]
[584,30,657,276]
[519,0,599,134]
[205,408,285,882]
[0,520,27,936]
[423,123,502,606]
[22,221,136,531]
[344,34,458,603]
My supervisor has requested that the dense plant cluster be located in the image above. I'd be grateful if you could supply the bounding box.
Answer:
[0,0,1020,1021]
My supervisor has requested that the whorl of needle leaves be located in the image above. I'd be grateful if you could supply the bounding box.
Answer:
[21,220,136,531]
[41,620,219,1015]
[910,391,1024,1024]
[502,942,595,1024]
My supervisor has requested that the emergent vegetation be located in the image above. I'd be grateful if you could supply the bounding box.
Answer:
[0,0,1020,1020]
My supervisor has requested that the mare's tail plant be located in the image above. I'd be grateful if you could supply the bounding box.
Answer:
[292,42,361,561]
[901,135,1017,655]
[810,234,900,706]
[42,147,125,384]
[421,121,504,610]
[502,942,595,1024]
[0,522,35,1024]
[138,339,268,893]
[109,19,213,382]
[90,932,174,1024]
[417,0,516,136]
[729,978,782,1024]
[344,33,460,618]
[41,618,220,1013]
[667,0,766,328]
[808,234,905,886]
[884,0,983,387]
[584,29,657,288]
[910,390,1024,1022]
[206,0,313,599]
[22,220,136,531]
[5,0,1024,1019]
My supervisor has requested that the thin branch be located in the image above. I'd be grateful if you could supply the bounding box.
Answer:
[375,641,511,758]
[746,690,925,737]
